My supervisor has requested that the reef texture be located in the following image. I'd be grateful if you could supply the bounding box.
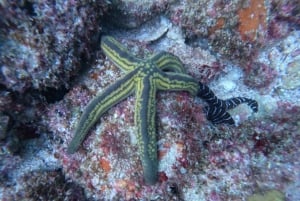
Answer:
[0,0,108,92]
[106,0,170,28]
[171,0,299,59]
[1,169,88,201]
[0,0,108,179]
[0,0,299,200]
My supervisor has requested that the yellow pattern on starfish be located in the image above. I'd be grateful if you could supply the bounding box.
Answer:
[67,36,199,184]
[67,36,258,184]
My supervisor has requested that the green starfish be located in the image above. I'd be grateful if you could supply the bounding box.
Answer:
[67,36,258,184]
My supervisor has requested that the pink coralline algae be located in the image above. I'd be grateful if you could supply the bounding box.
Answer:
[0,0,109,158]
[44,34,299,199]
[1,169,87,201]
[1,0,300,200]
[168,44,225,83]
[243,62,277,90]
[170,0,299,65]
[0,1,108,93]
[0,1,109,140]
[0,1,108,199]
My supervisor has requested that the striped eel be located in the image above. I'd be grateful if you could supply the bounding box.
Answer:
[67,36,258,184]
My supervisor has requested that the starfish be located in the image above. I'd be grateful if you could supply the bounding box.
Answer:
[67,36,258,184]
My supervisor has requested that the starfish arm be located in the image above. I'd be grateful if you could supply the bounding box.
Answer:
[101,36,142,72]
[149,51,186,73]
[67,70,137,154]
[155,72,199,94]
[134,76,158,184]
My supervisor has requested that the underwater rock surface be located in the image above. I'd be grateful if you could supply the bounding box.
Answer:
[0,0,299,200]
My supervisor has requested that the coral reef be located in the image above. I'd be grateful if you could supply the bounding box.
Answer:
[0,0,299,200]
[170,0,300,64]
[0,0,108,93]
[243,62,277,90]
[0,0,106,159]
[0,1,108,199]
[106,0,170,28]
[43,31,299,199]
[0,0,109,156]
[1,169,88,201]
